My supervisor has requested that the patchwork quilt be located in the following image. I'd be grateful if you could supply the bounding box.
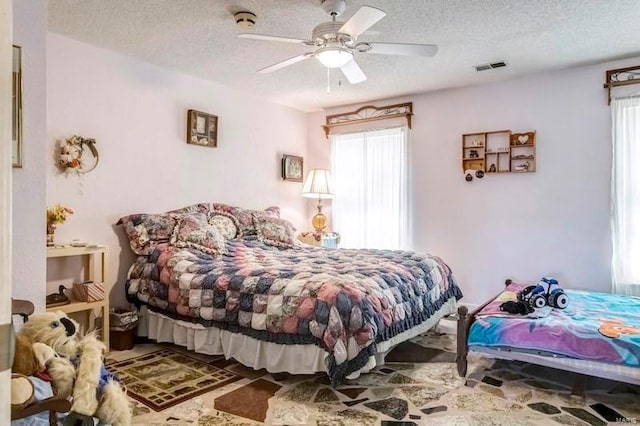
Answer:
[468,281,640,367]
[126,238,462,385]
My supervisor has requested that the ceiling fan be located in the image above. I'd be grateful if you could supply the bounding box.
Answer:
[238,0,438,85]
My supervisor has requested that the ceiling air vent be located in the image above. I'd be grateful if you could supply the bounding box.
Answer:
[474,61,508,72]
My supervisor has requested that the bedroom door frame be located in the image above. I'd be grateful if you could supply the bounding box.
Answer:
[0,1,14,424]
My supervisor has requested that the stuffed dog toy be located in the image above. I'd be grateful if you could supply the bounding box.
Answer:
[13,311,132,425]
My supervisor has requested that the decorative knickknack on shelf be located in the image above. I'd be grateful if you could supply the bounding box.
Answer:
[46,204,73,247]
[56,135,99,174]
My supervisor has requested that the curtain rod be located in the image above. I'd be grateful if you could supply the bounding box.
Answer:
[604,65,640,105]
[322,102,413,138]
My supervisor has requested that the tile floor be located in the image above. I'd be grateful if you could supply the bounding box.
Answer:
[108,329,640,425]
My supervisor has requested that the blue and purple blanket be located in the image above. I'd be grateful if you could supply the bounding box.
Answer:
[468,282,640,367]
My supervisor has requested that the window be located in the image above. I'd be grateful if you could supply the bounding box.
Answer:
[611,96,640,296]
[331,127,408,249]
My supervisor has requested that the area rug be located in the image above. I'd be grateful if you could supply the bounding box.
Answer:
[107,348,241,411]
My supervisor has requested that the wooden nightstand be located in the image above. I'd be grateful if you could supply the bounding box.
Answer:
[297,232,340,248]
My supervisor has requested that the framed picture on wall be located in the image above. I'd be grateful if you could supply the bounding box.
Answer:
[187,109,218,148]
[12,45,22,168]
[281,154,303,182]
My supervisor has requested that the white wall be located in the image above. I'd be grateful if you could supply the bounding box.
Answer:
[12,0,47,311]
[47,33,308,308]
[311,57,640,305]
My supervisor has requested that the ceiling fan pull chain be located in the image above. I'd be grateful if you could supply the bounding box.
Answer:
[327,67,331,94]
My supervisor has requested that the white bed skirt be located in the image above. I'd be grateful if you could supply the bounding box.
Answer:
[138,297,457,376]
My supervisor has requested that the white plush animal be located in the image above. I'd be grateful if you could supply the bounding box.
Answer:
[16,311,132,425]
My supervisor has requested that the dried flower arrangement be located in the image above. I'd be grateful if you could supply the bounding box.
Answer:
[46,204,73,234]
[56,135,99,174]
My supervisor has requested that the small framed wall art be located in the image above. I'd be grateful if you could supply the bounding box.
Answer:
[281,154,304,182]
[187,109,218,148]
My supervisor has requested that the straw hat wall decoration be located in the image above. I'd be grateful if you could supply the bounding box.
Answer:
[56,135,99,174]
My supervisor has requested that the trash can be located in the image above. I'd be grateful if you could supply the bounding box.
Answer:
[109,308,139,350]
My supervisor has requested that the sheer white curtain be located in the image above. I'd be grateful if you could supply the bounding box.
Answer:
[611,96,640,296]
[331,127,408,249]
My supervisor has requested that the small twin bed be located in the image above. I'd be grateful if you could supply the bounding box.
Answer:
[457,280,640,392]
[119,203,463,386]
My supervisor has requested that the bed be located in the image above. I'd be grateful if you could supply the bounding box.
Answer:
[456,280,640,394]
[120,203,463,386]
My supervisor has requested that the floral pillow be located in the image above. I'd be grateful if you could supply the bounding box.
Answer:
[171,212,227,255]
[118,203,210,255]
[168,203,210,216]
[118,213,176,255]
[208,211,239,240]
[213,205,280,237]
[255,216,297,248]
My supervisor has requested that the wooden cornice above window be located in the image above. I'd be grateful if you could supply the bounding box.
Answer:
[604,65,640,104]
[322,102,413,138]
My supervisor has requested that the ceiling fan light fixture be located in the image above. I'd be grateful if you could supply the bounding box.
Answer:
[316,47,353,68]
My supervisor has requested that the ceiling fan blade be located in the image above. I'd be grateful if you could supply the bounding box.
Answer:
[340,60,367,84]
[339,6,386,39]
[258,53,313,73]
[238,33,311,44]
[365,42,438,57]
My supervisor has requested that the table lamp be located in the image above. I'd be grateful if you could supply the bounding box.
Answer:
[302,169,334,233]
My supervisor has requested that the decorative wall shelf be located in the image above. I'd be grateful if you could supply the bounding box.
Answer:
[322,102,413,138]
[462,130,536,175]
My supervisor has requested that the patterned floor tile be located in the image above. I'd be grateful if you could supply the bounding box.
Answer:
[371,387,395,399]
[421,405,448,415]
[401,384,450,407]
[213,379,281,422]
[316,408,379,426]
[336,387,368,399]
[479,383,506,398]
[528,401,561,414]
[343,397,368,407]
[481,375,503,387]
[280,381,320,402]
[110,331,638,426]
[551,413,591,426]
[589,403,627,422]
[388,373,420,384]
[364,397,409,420]
[314,388,340,403]
[561,407,607,426]
[265,399,314,425]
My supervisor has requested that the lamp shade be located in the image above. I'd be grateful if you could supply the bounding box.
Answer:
[302,169,334,199]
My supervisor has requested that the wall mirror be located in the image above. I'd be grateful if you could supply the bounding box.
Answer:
[12,45,22,168]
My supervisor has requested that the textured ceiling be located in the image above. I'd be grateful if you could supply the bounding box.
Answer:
[48,0,640,112]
